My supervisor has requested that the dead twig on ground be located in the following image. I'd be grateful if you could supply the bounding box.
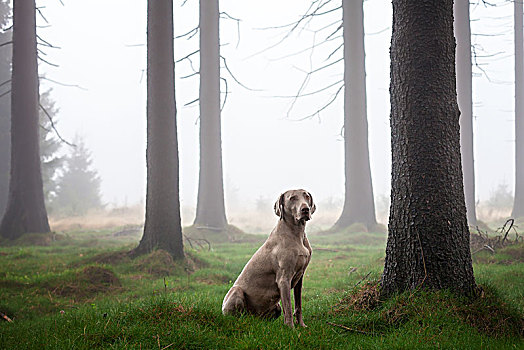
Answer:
[0,311,13,323]
[326,321,376,335]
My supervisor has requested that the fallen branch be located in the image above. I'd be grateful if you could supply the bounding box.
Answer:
[353,271,372,289]
[326,321,374,335]
[0,311,13,323]
[183,235,211,251]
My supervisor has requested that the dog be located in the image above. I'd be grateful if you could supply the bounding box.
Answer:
[222,189,315,328]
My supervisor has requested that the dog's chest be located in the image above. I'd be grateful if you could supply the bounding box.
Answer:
[294,246,310,274]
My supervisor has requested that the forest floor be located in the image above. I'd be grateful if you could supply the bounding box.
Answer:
[0,224,523,349]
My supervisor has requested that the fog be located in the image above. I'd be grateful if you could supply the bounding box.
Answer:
[35,0,517,226]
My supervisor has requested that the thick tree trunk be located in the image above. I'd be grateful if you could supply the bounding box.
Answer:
[454,0,477,225]
[333,0,377,231]
[194,0,228,229]
[382,0,476,296]
[513,0,524,219]
[133,0,184,259]
[0,0,50,239]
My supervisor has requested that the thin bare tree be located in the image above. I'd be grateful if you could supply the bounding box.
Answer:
[132,0,184,258]
[333,0,376,230]
[193,0,228,230]
[455,0,478,226]
[513,0,524,218]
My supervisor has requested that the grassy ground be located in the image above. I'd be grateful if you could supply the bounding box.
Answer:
[0,225,522,349]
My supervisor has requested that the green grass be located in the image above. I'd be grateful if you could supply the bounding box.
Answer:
[0,227,523,349]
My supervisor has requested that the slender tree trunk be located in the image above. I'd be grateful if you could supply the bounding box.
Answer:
[513,0,524,219]
[194,0,227,230]
[382,0,476,296]
[0,112,7,217]
[333,0,377,231]
[0,4,10,218]
[0,0,50,239]
[454,0,477,226]
[132,0,184,259]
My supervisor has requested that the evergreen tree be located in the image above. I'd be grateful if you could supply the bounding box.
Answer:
[39,90,64,209]
[52,136,102,216]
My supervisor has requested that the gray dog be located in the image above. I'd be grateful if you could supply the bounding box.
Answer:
[222,189,315,327]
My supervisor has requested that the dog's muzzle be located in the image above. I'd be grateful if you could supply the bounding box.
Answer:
[299,207,311,221]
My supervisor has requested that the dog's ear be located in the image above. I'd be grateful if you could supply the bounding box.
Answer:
[308,192,316,215]
[274,193,285,220]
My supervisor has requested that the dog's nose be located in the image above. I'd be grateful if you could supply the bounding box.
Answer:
[301,207,310,214]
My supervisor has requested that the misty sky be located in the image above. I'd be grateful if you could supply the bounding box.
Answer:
[35,0,518,215]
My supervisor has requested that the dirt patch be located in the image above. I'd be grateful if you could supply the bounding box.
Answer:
[50,266,121,298]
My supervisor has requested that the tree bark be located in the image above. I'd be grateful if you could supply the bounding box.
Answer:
[513,0,524,219]
[0,0,50,239]
[132,0,184,259]
[382,0,476,296]
[194,0,228,230]
[454,0,477,225]
[333,0,377,231]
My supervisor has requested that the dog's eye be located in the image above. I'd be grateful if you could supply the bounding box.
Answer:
[304,193,310,200]
[289,196,298,201]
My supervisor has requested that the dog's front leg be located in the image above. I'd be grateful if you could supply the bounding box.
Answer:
[293,276,307,327]
[277,270,294,327]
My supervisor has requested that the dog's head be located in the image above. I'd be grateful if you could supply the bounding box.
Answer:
[274,189,316,225]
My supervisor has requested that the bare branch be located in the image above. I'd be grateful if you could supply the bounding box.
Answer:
[293,84,344,121]
[247,0,341,59]
[180,71,199,79]
[176,49,199,63]
[39,102,75,147]
[270,79,343,99]
[36,34,60,49]
[176,26,199,40]
[184,97,199,107]
[220,11,241,48]
[38,54,59,67]
[367,27,390,36]
[326,42,343,62]
[36,7,49,24]
[220,55,260,91]
[220,77,228,111]
[0,40,12,48]
[0,89,10,99]
[39,76,87,91]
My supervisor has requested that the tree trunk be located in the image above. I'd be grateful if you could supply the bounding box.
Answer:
[0,0,50,239]
[454,0,477,226]
[0,4,10,218]
[194,0,228,230]
[513,0,524,219]
[382,0,476,296]
[132,0,184,259]
[333,0,377,231]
